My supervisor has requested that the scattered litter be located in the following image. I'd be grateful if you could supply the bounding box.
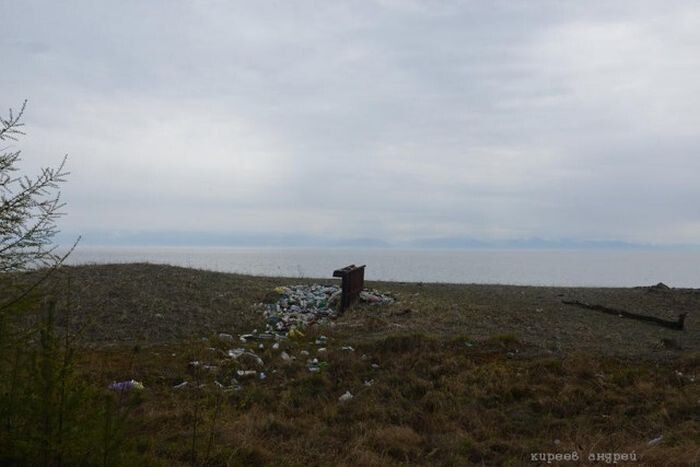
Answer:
[361,291,379,303]
[675,371,696,382]
[249,353,264,366]
[648,435,663,446]
[189,361,219,372]
[231,378,242,391]
[109,380,144,392]
[308,358,321,372]
[227,348,245,359]
[359,290,395,305]
[173,282,396,394]
[307,358,328,373]
[227,349,264,366]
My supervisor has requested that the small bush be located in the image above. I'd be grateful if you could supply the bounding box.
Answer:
[0,300,143,465]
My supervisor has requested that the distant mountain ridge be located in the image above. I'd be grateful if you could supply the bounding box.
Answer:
[56,230,700,251]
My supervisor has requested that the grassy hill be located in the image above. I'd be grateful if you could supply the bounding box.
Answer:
[2,263,698,465]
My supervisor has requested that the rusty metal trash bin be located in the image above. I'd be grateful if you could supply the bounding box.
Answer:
[333,264,366,312]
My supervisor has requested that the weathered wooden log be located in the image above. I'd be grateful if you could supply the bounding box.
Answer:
[562,300,687,331]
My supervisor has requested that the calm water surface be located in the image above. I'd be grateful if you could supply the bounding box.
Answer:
[64,247,700,288]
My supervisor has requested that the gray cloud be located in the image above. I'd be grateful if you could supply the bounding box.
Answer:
[3,0,700,246]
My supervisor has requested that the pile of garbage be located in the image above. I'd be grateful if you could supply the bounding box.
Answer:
[259,284,395,334]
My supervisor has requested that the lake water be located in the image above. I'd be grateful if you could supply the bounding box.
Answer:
[63,246,700,288]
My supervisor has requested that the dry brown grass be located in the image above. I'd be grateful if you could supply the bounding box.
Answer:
[74,332,699,466]
[15,262,697,360]
[4,263,699,465]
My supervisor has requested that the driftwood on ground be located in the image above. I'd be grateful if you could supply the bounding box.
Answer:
[562,300,687,331]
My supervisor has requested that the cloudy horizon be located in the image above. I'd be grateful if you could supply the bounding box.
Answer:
[4,1,700,248]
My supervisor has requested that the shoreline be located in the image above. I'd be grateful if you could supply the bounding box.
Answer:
[61,259,700,290]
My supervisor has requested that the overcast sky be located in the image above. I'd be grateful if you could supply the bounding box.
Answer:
[3,0,700,246]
